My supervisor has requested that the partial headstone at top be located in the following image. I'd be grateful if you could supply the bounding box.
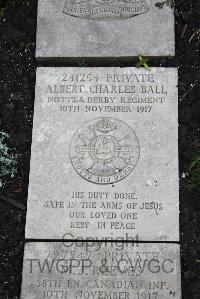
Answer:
[36,0,175,60]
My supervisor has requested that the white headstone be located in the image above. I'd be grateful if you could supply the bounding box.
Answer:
[26,67,179,241]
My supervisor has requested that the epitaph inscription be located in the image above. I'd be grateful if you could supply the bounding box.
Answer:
[63,0,149,20]
[26,67,179,241]
[21,242,182,299]
[70,117,140,184]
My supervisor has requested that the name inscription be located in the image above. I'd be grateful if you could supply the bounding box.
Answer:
[46,71,167,114]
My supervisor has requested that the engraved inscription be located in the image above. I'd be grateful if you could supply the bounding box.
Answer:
[63,0,149,20]
[21,243,181,299]
[70,117,140,184]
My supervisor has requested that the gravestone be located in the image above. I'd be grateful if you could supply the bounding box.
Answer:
[25,67,179,241]
[36,0,175,59]
[20,242,182,298]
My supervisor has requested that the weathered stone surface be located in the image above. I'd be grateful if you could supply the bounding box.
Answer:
[36,0,175,59]
[26,67,179,241]
[20,242,182,299]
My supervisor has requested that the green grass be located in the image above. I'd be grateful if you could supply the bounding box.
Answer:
[185,152,200,191]
[0,0,20,16]
[136,56,150,71]
[0,131,18,187]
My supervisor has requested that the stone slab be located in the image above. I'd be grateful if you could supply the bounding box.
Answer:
[26,67,179,241]
[20,242,181,299]
[36,0,175,59]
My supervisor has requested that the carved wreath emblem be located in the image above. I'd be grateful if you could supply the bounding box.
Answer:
[63,0,149,20]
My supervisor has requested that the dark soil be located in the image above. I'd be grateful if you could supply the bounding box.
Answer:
[0,0,200,298]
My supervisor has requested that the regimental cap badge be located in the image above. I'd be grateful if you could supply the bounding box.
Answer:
[69,117,140,184]
[63,0,149,20]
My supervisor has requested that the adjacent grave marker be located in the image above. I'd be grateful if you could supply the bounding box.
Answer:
[25,67,179,241]
[21,242,182,298]
[36,0,175,59]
